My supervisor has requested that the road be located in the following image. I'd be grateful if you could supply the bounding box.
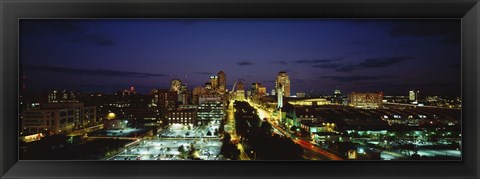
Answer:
[226,100,250,160]
[248,100,343,160]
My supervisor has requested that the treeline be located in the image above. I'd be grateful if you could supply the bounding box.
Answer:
[234,101,303,160]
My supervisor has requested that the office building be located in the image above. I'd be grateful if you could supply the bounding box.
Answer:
[276,71,290,97]
[22,102,96,135]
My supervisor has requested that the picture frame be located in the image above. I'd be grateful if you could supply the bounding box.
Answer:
[1,0,479,178]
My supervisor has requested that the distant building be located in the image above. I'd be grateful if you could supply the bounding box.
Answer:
[167,109,198,126]
[348,92,384,109]
[151,89,177,110]
[276,71,290,97]
[235,81,245,101]
[217,71,227,94]
[288,98,330,106]
[210,75,219,91]
[296,92,306,98]
[170,79,182,93]
[258,86,267,95]
[333,89,343,105]
[300,121,335,134]
[271,89,276,96]
[48,90,78,103]
[409,90,420,103]
[22,102,96,135]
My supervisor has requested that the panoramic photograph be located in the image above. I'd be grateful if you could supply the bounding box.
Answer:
[19,19,461,160]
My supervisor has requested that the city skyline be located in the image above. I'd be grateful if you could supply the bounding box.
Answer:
[20,19,461,96]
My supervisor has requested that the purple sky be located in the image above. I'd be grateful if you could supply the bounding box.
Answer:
[20,19,461,96]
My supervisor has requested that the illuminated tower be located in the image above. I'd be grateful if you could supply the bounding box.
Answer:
[276,71,290,97]
[170,79,182,94]
[277,85,283,109]
[217,71,226,94]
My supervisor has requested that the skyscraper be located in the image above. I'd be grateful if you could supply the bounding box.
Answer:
[170,79,182,94]
[210,75,218,91]
[276,71,290,97]
[217,71,226,94]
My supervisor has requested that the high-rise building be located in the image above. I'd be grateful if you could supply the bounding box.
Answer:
[217,71,226,94]
[210,75,219,91]
[170,79,182,94]
[333,89,342,104]
[252,83,261,94]
[276,71,290,97]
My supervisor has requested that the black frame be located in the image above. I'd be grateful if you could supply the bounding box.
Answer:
[1,0,479,178]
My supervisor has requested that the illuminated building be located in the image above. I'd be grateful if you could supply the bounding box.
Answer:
[348,92,384,109]
[167,109,198,126]
[276,71,290,97]
[210,75,218,91]
[277,85,283,109]
[151,89,177,110]
[258,86,267,95]
[177,90,191,105]
[117,86,137,96]
[170,79,182,93]
[22,102,96,135]
[409,90,419,103]
[235,81,245,101]
[197,100,225,125]
[271,89,276,96]
[300,121,335,133]
[333,89,342,104]
[48,90,78,103]
[288,98,330,106]
[217,71,226,94]
[296,92,306,98]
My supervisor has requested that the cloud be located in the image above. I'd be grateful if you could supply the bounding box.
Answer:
[270,61,288,65]
[237,61,255,66]
[321,75,396,82]
[312,63,343,69]
[336,56,412,72]
[23,65,167,78]
[357,56,412,68]
[293,56,346,64]
[71,33,116,46]
[195,72,212,75]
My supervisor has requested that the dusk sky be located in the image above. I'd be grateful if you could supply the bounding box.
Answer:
[20,19,461,96]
